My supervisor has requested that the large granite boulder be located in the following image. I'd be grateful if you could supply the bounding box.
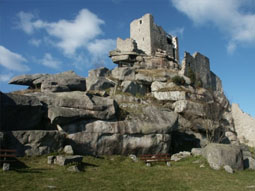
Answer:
[65,105,177,155]
[202,143,243,170]
[39,71,86,92]
[86,77,115,91]
[9,71,86,92]
[121,81,148,96]
[0,92,46,131]
[33,91,117,125]
[111,67,135,81]
[86,67,114,91]
[88,67,110,78]
[9,73,47,88]
[4,130,65,156]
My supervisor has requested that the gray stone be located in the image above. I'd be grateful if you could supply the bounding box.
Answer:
[66,106,177,155]
[224,165,234,174]
[232,103,255,147]
[111,55,129,63]
[9,73,47,87]
[0,92,46,131]
[121,81,147,96]
[111,67,135,81]
[171,151,191,161]
[153,91,186,101]
[88,67,109,78]
[166,161,171,166]
[33,92,117,125]
[214,91,229,109]
[191,148,202,156]
[55,155,83,166]
[151,81,176,92]
[64,145,74,155]
[4,130,64,156]
[86,77,114,91]
[33,71,86,93]
[202,143,243,170]
[47,186,57,189]
[146,162,152,167]
[135,73,153,83]
[48,156,56,165]
[67,165,80,172]
[129,154,138,162]
[173,100,206,117]
[2,163,10,171]
[200,164,205,168]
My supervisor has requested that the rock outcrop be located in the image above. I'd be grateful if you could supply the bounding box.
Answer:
[202,143,244,170]
[9,71,86,92]
[232,103,255,147]
[1,13,243,158]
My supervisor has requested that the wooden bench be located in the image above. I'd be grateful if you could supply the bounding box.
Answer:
[0,149,17,163]
[139,153,171,166]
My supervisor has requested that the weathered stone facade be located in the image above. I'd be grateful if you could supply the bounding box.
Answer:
[109,13,179,68]
[130,13,179,62]
[180,52,222,91]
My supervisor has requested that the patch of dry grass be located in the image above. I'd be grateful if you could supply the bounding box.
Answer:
[1,155,255,191]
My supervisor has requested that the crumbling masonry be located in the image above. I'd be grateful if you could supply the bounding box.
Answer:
[109,13,222,91]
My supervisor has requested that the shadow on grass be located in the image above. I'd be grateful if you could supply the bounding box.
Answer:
[78,162,98,172]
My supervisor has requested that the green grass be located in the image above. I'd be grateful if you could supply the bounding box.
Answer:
[1,155,255,191]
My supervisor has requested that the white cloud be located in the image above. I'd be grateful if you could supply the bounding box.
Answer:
[17,11,35,34]
[169,27,184,37]
[171,0,255,52]
[0,73,13,82]
[227,41,237,54]
[38,53,61,69]
[17,9,105,55]
[0,45,29,72]
[29,38,42,47]
[87,39,115,57]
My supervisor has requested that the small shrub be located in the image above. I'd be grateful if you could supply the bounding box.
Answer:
[172,76,185,86]
[187,67,196,85]
[195,79,203,88]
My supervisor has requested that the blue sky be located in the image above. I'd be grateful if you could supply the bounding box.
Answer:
[0,0,255,117]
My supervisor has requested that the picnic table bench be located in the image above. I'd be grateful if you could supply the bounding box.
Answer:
[0,149,17,163]
[139,153,171,166]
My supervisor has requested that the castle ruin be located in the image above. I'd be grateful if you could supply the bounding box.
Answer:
[109,13,222,91]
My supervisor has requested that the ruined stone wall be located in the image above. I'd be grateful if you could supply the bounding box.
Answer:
[130,14,152,55]
[116,38,137,52]
[150,23,178,61]
[181,52,222,91]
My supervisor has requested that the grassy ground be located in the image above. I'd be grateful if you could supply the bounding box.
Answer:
[1,155,255,191]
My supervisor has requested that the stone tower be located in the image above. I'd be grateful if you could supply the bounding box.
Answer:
[130,13,179,63]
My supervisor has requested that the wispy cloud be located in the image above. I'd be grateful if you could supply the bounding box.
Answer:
[171,0,255,53]
[17,11,35,34]
[38,53,61,69]
[0,73,13,82]
[169,27,184,37]
[87,39,115,57]
[29,38,42,47]
[0,45,29,72]
[17,9,115,68]
[17,9,107,56]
